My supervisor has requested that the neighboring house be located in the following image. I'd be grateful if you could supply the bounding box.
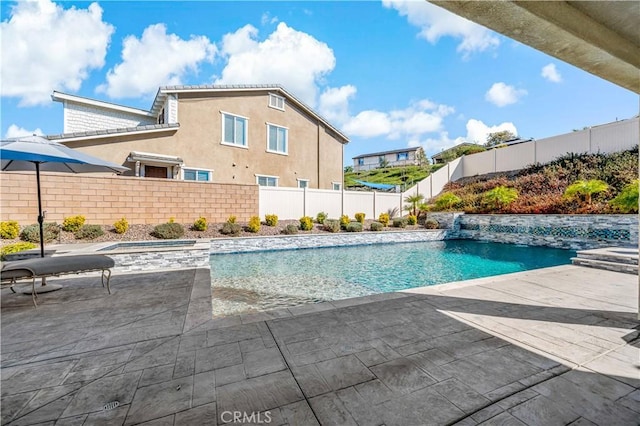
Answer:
[49,85,348,189]
[352,147,419,172]
[430,142,478,164]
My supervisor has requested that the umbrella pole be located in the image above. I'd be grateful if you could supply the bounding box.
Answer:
[35,162,45,258]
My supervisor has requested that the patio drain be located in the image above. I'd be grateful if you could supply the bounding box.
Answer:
[103,401,120,411]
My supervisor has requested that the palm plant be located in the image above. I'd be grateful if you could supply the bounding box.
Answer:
[563,179,609,205]
[484,186,518,210]
[609,180,638,213]
[404,194,424,216]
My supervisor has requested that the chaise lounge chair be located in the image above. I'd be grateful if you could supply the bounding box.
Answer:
[1,255,115,307]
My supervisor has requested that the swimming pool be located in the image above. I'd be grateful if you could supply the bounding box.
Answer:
[210,240,574,316]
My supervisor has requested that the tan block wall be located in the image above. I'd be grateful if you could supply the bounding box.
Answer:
[1,172,258,225]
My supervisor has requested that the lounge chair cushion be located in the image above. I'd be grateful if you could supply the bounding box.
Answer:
[1,255,115,279]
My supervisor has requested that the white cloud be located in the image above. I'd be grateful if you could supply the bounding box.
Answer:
[261,12,278,25]
[541,63,562,83]
[216,22,335,106]
[382,0,499,57]
[485,82,527,107]
[343,99,454,140]
[97,24,216,99]
[318,85,357,123]
[5,124,44,139]
[0,0,114,106]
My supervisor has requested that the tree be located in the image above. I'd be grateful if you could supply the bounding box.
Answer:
[344,165,353,173]
[415,147,429,166]
[609,180,639,213]
[485,130,516,148]
[563,179,609,205]
[484,186,518,210]
[379,158,389,168]
[404,194,424,216]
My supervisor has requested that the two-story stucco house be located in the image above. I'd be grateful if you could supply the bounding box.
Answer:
[352,147,419,172]
[49,85,348,189]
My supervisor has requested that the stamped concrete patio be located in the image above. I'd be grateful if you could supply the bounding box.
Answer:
[1,264,638,425]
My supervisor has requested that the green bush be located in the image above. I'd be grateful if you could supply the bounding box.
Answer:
[407,215,417,225]
[192,216,208,231]
[340,215,350,230]
[425,219,439,229]
[113,217,129,234]
[220,222,241,236]
[265,214,278,227]
[354,213,365,224]
[316,212,328,224]
[323,219,341,233]
[610,180,639,213]
[299,216,313,231]
[484,186,518,210]
[1,242,37,261]
[370,221,384,231]
[378,213,390,227]
[346,222,363,232]
[153,222,185,239]
[227,215,237,224]
[393,217,408,228]
[435,192,462,210]
[0,220,20,239]
[20,222,60,243]
[282,224,299,235]
[564,179,609,205]
[62,215,86,232]
[75,224,104,240]
[247,216,261,233]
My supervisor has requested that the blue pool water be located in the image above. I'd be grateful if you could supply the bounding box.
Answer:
[210,240,574,316]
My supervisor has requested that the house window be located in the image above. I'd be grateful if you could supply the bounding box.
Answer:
[222,112,248,147]
[257,175,278,187]
[267,124,288,154]
[269,94,285,110]
[183,169,211,181]
[332,182,341,191]
[397,152,408,161]
[358,158,364,166]
[297,179,309,189]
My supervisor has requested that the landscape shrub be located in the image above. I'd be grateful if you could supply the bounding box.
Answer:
[387,207,399,218]
[0,220,20,239]
[299,216,314,231]
[378,213,390,227]
[265,214,278,227]
[424,219,439,229]
[153,222,185,239]
[563,179,609,205]
[370,221,384,231]
[227,215,237,224]
[407,215,417,225]
[62,215,86,232]
[192,217,208,231]
[316,212,328,224]
[610,180,639,213]
[20,222,59,243]
[75,224,104,240]
[113,217,129,234]
[435,193,462,211]
[340,215,350,230]
[1,242,36,261]
[346,222,363,232]
[484,186,519,210]
[247,216,261,233]
[393,217,408,228]
[282,224,298,235]
[220,222,241,236]
[354,213,365,224]
[323,219,341,233]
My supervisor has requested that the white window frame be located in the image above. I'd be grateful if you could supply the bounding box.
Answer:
[332,182,342,191]
[297,178,310,189]
[266,122,288,155]
[256,174,279,187]
[397,152,409,161]
[183,167,212,182]
[269,93,285,111]
[221,111,249,148]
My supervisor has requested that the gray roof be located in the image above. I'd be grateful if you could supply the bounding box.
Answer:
[353,146,419,159]
[48,123,179,141]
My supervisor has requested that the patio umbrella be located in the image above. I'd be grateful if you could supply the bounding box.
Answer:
[1,135,128,258]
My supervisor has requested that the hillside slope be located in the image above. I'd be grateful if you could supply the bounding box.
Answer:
[345,165,438,189]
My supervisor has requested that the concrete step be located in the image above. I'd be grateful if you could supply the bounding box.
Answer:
[575,247,638,265]
[571,257,638,275]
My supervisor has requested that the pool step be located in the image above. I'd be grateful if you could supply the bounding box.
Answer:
[571,246,638,275]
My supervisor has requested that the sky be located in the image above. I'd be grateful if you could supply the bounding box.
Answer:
[1,0,638,165]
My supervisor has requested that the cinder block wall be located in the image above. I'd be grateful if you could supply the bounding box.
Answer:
[1,172,258,225]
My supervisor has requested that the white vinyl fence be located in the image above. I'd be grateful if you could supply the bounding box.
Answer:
[259,117,638,220]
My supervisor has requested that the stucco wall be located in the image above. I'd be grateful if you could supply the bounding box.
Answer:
[1,172,257,225]
[449,213,638,250]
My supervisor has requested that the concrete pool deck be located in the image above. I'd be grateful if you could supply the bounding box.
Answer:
[1,265,638,425]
